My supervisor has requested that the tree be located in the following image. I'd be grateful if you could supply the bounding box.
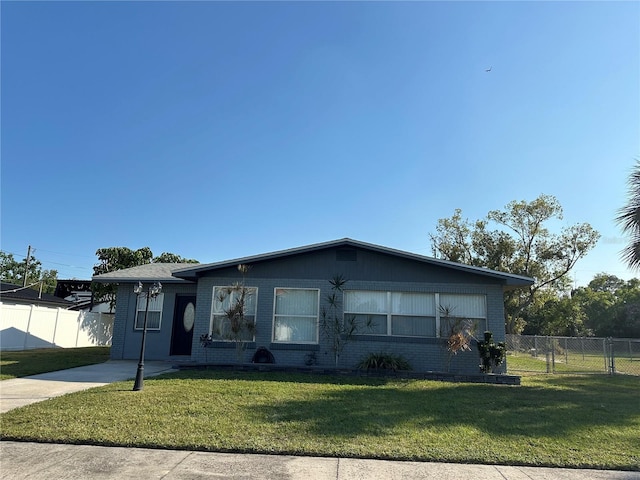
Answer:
[523,295,588,337]
[616,160,640,269]
[0,251,58,294]
[563,274,640,338]
[153,252,199,264]
[587,273,626,294]
[593,276,640,338]
[92,247,199,311]
[430,194,600,333]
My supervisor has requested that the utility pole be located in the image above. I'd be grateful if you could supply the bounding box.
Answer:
[23,245,31,287]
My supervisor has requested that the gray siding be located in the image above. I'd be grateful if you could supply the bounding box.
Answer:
[110,245,510,374]
[111,283,197,361]
[204,247,505,286]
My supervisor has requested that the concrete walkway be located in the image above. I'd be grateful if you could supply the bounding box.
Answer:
[1,361,638,479]
[1,441,638,480]
[0,360,176,413]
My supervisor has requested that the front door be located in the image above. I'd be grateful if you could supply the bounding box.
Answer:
[170,295,196,356]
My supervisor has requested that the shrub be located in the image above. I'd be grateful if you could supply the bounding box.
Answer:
[477,331,506,373]
[357,352,412,372]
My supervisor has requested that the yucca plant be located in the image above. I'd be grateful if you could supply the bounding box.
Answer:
[319,274,374,366]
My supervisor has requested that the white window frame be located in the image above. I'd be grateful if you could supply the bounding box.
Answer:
[210,286,258,342]
[343,290,389,336]
[437,293,487,337]
[345,290,437,337]
[345,291,487,338]
[272,287,320,344]
[134,293,164,331]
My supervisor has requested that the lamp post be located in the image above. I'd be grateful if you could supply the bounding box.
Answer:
[132,281,162,391]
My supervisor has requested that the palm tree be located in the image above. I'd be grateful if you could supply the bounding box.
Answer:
[617,160,640,269]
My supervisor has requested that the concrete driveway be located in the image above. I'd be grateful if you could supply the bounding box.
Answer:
[0,360,176,413]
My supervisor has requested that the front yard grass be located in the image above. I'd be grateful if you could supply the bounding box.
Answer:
[0,347,111,380]
[507,352,640,376]
[1,370,638,470]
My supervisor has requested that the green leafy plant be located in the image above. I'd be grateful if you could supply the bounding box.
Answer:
[477,331,506,373]
[357,352,412,371]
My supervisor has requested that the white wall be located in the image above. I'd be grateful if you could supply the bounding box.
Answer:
[0,302,113,350]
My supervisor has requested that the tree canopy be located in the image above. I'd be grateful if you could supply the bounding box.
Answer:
[523,274,640,338]
[429,194,600,333]
[0,251,58,294]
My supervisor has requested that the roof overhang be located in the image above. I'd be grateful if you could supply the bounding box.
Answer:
[92,263,196,284]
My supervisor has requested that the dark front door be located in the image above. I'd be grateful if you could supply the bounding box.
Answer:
[170,295,196,356]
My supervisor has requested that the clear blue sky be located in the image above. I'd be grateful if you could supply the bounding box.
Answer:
[1,1,639,287]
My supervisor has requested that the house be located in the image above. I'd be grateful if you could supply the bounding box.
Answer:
[92,238,533,374]
[1,282,74,309]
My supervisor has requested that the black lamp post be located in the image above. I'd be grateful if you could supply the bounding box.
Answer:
[132,281,162,391]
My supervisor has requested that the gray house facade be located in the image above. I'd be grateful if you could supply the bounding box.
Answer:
[92,239,533,374]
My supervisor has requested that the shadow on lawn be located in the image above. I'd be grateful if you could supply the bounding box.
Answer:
[162,368,395,387]
[242,374,640,439]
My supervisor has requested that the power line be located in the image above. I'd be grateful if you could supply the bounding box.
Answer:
[0,281,43,293]
[30,248,97,260]
[1,249,95,271]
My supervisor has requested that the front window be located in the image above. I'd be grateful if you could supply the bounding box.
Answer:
[391,292,436,337]
[345,291,436,336]
[439,294,487,336]
[343,291,388,334]
[135,293,164,330]
[344,291,485,338]
[211,286,257,341]
[273,288,319,343]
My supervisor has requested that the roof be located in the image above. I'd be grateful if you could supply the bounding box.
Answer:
[0,282,74,308]
[91,263,196,284]
[54,279,93,299]
[171,238,534,287]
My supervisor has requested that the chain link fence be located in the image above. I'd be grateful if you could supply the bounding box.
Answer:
[505,335,640,376]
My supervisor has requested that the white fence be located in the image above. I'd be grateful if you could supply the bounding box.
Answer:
[0,303,113,351]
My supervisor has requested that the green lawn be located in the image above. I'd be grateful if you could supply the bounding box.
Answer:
[1,370,638,471]
[507,352,640,375]
[0,347,111,380]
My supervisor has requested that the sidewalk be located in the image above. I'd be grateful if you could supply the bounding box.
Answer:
[1,362,638,479]
[0,360,176,413]
[1,441,638,480]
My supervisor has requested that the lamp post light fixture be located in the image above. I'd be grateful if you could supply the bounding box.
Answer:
[132,281,162,391]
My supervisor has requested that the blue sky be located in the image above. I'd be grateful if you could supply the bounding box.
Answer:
[1,1,639,287]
